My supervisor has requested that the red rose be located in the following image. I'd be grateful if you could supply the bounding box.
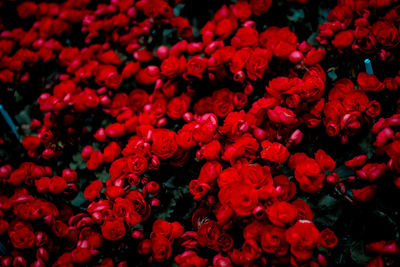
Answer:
[214,18,238,40]
[353,28,378,54]
[79,227,103,249]
[152,219,174,241]
[49,176,67,194]
[293,155,325,193]
[246,48,271,81]
[161,56,186,77]
[128,89,149,113]
[292,199,314,221]
[267,201,298,226]
[231,1,252,21]
[358,73,384,92]
[86,150,103,170]
[135,66,160,85]
[261,141,290,163]
[189,180,210,200]
[185,56,207,79]
[197,220,220,250]
[9,226,35,249]
[71,247,91,264]
[221,133,259,162]
[332,30,354,49]
[261,225,289,256]
[327,4,353,28]
[17,2,37,18]
[166,95,190,120]
[105,123,126,138]
[239,162,272,189]
[371,21,400,48]
[22,136,41,151]
[314,149,335,171]
[250,0,272,16]
[151,236,172,262]
[366,100,381,117]
[200,140,221,160]
[285,220,320,260]
[345,154,368,169]
[127,153,149,175]
[366,240,400,254]
[274,175,296,201]
[232,27,259,48]
[227,184,258,216]
[320,228,338,248]
[304,48,326,66]
[217,167,242,188]
[175,251,208,267]
[267,106,298,125]
[242,239,262,260]
[103,142,121,163]
[152,129,178,160]
[125,189,151,221]
[352,185,377,202]
[101,219,126,241]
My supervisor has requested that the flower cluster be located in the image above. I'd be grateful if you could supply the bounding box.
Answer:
[0,0,399,266]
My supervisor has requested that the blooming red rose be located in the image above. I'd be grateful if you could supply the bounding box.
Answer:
[185,56,207,79]
[9,226,35,249]
[320,228,338,248]
[242,238,262,260]
[175,251,208,267]
[161,56,186,77]
[86,150,103,170]
[101,219,126,241]
[250,0,272,16]
[371,21,400,48]
[151,236,172,262]
[261,225,289,256]
[261,141,290,163]
[274,175,296,201]
[358,73,385,92]
[285,220,320,260]
[352,185,377,202]
[152,129,178,160]
[246,48,271,80]
[71,247,91,264]
[293,155,325,193]
[332,30,354,49]
[22,136,41,151]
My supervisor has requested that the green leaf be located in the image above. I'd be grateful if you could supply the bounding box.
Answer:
[318,195,338,210]
[350,240,372,265]
[96,171,111,183]
[70,192,87,208]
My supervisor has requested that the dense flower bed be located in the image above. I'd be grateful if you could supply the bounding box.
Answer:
[0,0,400,266]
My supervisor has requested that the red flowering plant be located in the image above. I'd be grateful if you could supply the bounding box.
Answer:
[0,0,400,266]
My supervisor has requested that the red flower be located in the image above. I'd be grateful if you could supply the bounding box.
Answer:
[261,225,288,256]
[175,251,208,267]
[9,225,35,249]
[267,201,298,226]
[101,219,126,241]
[151,236,172,262]
[152,129,178,160]
[285,220,320,260]
[352,185,377,202]
[320,228,338,248]
[261,141,290,163]
[161,56,186,77]
[357,72,385,92]
[22,136,41,151]
[273,175,296,202]
[250,0,272,16]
